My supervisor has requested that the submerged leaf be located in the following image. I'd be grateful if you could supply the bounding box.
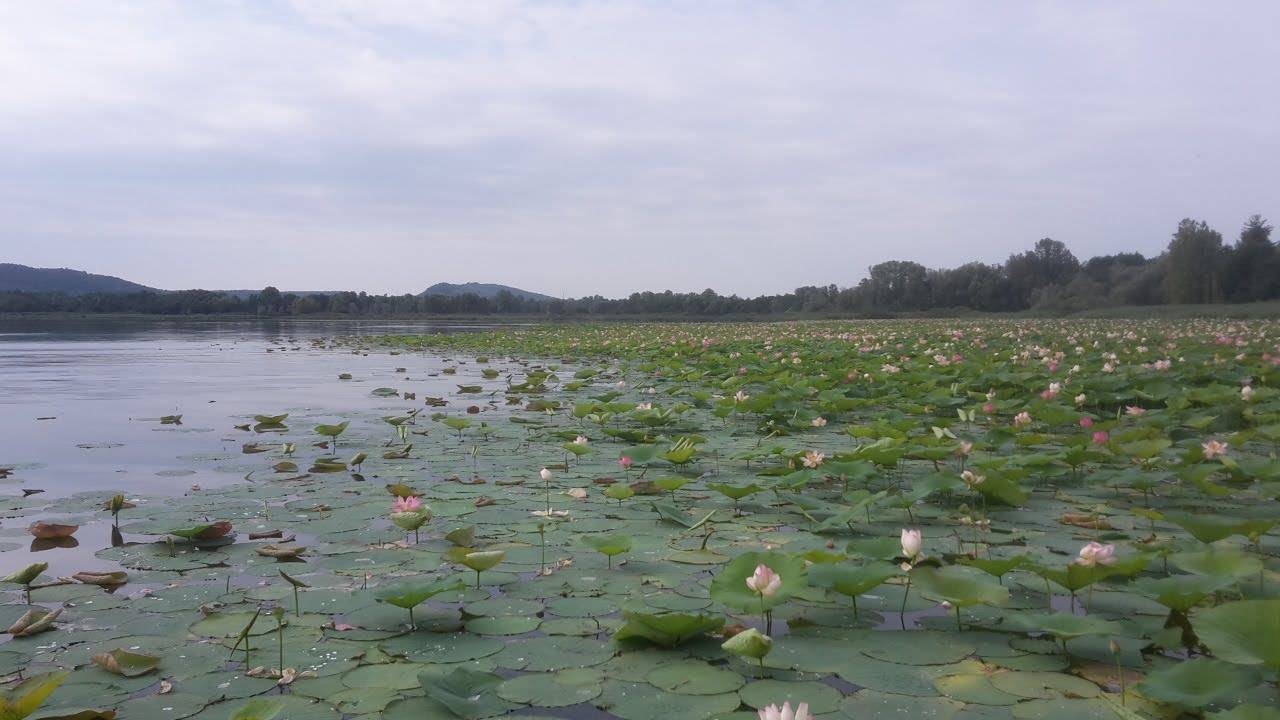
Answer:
[91,649,161,677]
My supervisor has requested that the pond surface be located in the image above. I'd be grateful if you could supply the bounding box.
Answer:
[0,318,503,577]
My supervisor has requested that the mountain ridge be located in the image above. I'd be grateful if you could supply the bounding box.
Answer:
[0,263,156,295]
[418,282,554,302]
[1,264,556,302]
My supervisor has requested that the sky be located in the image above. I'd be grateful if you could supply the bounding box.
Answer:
[2,1,1278,298]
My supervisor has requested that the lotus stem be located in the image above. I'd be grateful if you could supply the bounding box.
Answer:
[475,570,481,589]
[408,606,415,630]
[278,618,284,670]
[293,586,300,617]
[955,605,962,631]
[1114,652,1125,705]
[900,576,912,630]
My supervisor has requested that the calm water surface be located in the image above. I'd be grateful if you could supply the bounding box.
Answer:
[0,318,500,575]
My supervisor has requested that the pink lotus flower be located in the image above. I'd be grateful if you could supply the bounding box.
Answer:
[801,450,825,468]
[1125,406,1145,417]
[1074,541,1116,567]
[1079,417,1093,429]
[758,702,810,720]
[1202,439,1229,459]
[619,456,633,470]
[1092,430,1110,445]
[900,528,922,561]
[1013,412,1032,428]
[956,441,973,457]
[392,496,423,513]
[982,403,996,414]
[811,417,827,428]
[746,564,782,597]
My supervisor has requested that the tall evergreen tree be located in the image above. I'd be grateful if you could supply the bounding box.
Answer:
[1223,215,1276,302]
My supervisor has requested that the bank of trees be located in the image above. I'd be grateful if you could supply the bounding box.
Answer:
[2,215,1275,317]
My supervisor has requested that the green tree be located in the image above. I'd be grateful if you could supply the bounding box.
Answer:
[257,286,282,315]
[1223,215,1277,302]
[1163,219,1225,304]
[1004,238,1080,309]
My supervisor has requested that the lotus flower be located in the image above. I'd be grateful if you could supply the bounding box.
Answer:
[758,702,810,720]
[956,441,973,457]
[982,402,996,414]
[735,390,749,403]
[573,436,588,445]
[1074,541,1116,567]
[540,468,552,482]
[619,456,633,470]
[811,416,827,427]
[1125,405,1145,417]
[746,564,782,597]
[1013,411,1032,428]
[900,528,922,561]
[1079,416,1093,428]
[1202,439,1229,459]
[392,496,423,513]
[801,450,825,468]
[1242,385,1254,402]
[1075,393,1087,405]
[961,470,984,488]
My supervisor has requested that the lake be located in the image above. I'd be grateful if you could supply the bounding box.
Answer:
[0,318,509,577]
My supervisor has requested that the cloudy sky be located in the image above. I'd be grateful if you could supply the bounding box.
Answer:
[2,1,1277,297]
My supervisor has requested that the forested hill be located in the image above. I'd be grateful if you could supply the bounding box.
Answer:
[2,215,1277,317]
[0,264,155,295]
[420,282,553,302]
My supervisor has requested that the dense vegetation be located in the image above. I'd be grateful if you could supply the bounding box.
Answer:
[2,215,1276,317]
[3,318,1278,718]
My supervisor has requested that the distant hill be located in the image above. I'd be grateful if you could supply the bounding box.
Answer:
[0,263,156,295]
[217,289,342,300]
[419,282,554,302]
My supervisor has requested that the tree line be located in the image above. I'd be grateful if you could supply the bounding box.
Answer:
[2,215,1275,317]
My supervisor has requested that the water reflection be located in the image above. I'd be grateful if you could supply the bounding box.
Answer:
[30,537,79,552]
